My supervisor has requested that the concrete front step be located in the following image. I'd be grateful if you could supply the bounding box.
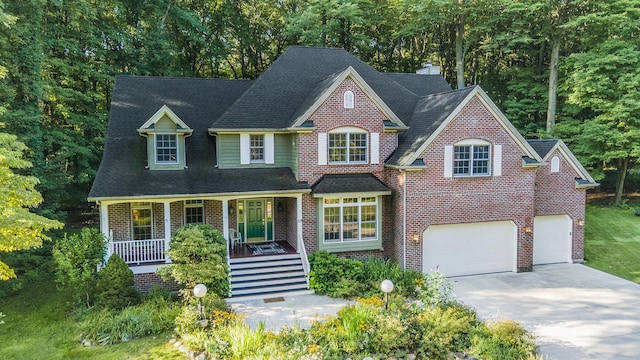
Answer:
[226,289,315,303]
[231,282,309,297]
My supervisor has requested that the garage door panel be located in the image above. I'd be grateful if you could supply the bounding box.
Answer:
[533,215,571,265]
[423,221,516,277]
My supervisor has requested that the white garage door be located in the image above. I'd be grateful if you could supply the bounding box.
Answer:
[423,221,516,277]
[533,215,572,265]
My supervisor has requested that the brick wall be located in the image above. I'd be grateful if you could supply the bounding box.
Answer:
[297,77,397,260]
[534,150,587,260]
[134,272,179,293]
[108,203,130,241]
[402,96,537,272]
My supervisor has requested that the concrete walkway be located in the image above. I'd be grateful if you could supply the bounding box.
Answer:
[229,294,353,331]
[454,263,640,360]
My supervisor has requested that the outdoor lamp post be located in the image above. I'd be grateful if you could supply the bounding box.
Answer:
[193,283,208,326]
[380,279,394,310]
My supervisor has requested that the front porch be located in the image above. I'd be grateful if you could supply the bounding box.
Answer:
[98,194,309,276]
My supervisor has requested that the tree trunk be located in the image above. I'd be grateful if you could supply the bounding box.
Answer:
[546,38,560,133]
[455,7,465,89]
[615,158,629,205]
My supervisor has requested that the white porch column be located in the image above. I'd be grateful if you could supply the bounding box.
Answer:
[163,201,171,263]
[296,194,310,279]
[222,199,230,241]
[99,201,112,264]
[296,195,303,242]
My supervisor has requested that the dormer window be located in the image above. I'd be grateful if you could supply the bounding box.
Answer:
[344,91,354,109]
[138,105,193,170]
[156,134,178,163]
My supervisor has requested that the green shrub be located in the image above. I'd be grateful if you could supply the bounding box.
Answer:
[634,207,640,216]
[52,228,107,307]
[415,269,456,308]
[412,303,479,359]
[95,253,140,310]
[157,224,229,298]
[308,251,363,296]
[359,257,423,297]
[471,320,537,359]
[79,295,180,345]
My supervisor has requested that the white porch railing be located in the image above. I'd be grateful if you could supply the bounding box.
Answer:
[111,239,167,264]
[297,232,310,286]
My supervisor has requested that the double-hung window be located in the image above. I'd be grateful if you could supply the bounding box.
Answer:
[323,196,377,243]
[328,132,367,164]
[156,134,177,164]
[454,144,490,176]
[185,200,204,224]
[132,203,153,240]
[250,135,264,162]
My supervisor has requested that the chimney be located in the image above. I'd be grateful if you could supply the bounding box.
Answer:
[416,62,440,75]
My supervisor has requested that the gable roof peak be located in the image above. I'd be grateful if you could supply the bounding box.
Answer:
[138,104,193,134]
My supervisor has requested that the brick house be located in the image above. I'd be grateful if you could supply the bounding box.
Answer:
[89,46,597,297]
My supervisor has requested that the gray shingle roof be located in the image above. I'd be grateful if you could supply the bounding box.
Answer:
[384,73,452,97]
[386,87,476,166]
[90,47,466,199]
[211,46,449,130]
[527,139,560,159]
[311,174,391,194]
[89,76,295,199]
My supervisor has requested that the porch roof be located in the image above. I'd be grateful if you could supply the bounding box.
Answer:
[88,167,310,201]
[311,174,391,195]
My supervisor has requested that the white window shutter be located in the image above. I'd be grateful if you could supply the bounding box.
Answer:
[493,144,502,176]
[240,134,250,165]
[370,132,380,164]
[265,133,275,164]
[318,133,327,165]
[444,145,453,178]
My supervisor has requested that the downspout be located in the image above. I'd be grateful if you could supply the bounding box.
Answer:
[402,170,407,270]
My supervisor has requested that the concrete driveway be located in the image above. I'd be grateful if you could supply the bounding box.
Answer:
[454,263,640,359]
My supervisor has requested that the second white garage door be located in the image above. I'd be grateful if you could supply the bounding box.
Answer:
[423,221,517,277]
[533,215,572,265]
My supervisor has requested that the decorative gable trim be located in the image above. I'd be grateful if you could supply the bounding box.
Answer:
[542,140,598,187]
[290,66,408,130]
[403,86,542,167]
[138,105,193,135]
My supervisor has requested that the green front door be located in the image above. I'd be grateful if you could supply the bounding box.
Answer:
[246,199,265,242]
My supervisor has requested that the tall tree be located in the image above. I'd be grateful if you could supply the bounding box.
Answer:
[563,0,640,204]
[0,132,63,280]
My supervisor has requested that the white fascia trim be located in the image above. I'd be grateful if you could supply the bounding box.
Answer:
[138,105,193,135]
[543,140,597,184]
[384,164,427,171]
[290,66,408,129]
[89,189,312,203]
[313,191,391,198]
[208,128,289,134]
[474,89,541,161]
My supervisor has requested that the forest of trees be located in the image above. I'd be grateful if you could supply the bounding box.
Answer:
[0,0,638,220]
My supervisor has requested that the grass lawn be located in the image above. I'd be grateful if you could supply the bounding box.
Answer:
[0,272,183,360]
[584,204,640,283]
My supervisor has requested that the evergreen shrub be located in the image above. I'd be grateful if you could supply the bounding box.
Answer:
[95,253,140,310]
